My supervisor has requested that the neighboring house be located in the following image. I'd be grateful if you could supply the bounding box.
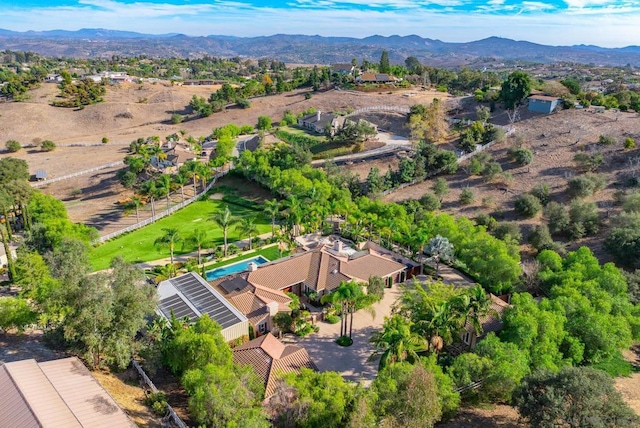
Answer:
[157,272,250,342]
[211,274,292,336]
[245,239,409,297]
[0,357,135,427]
[332,63,355,75]
[297,111,340,135]
[45,73,63,83]
[460,294,510,349]
[233,333,317,398]
[356,73,401,84]
[527,95,561,114]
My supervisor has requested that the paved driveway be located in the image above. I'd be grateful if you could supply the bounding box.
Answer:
[291,284,403,384]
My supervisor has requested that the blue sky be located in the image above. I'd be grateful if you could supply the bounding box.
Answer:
[0,0,639,47]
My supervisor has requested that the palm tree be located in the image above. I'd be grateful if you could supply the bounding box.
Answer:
[322,280,365,340]
[180,159,199,194]
[369,315,427,370]
[157,174,173,210]
[196,162,211,190]
[411,228,430,275]
[0,221,15,280]
[458,285,493,335]
[237,216,259,251]
[154,263,178,283]
[425,235,454,275]
[422,301,463,353]
[124,196,143,223]
[140,181,158,220]
[173,173,188,203]
[284,195,303,237]
[263,199,280,237]
[186,228,209,265]
[154,228,182,265]
[209,205,239,257]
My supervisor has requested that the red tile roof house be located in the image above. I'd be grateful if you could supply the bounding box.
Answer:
[232,333,317,399]
[0,357,135,427]
[211,238,414,335]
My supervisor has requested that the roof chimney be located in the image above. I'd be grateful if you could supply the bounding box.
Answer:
[316,111,321,121]
[267,301,279,317]
[247,262,258,272]
[334,240,343,253]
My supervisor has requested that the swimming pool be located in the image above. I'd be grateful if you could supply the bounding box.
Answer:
[205,255,269,281]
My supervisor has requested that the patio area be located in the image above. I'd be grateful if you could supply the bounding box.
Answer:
[289,284,403,384]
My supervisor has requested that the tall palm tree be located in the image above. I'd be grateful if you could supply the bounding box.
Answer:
[196,162,211,190]
[263,198,280,237]
[186,228,209,265]
[154,228,182,265]
[459,285,493,335]
[157,174,173,210]
[422,301,464,353]
[284,195,303,237]
[237,216,259,251]
[124,196,143,223]
[173,173,188,203]
[209,206,239,257]
[369,315,427,370]
[140,181,158,220]
[180,159,199,194]
[322,280,365,340]
[0,221,15,281]
[154,263,178,283]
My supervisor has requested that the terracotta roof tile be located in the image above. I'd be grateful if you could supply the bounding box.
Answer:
[340,252,406,282]
[233,334,317,397]
[247,252,314,291]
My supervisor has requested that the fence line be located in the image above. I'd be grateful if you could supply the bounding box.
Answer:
[346,105,411,117]
[31,161,125,188]
[55,142,132,147]
[131,359,188,428]
[381,127,513,196]
[94,169,228,244]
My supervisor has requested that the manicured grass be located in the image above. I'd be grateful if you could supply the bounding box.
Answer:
[90,198,271,271]
[310,142,355,159]
[278,126,326,142]
[202,245,286,270]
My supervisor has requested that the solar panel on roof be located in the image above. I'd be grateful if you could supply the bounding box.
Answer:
[159,295,198,320]
[220,277,250,294]
[169,273,244,329]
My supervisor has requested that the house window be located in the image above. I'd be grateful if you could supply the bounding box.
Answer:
[462,331,471,345]
[258,322,267,334]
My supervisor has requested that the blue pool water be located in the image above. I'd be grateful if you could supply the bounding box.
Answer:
[205,256,269,281]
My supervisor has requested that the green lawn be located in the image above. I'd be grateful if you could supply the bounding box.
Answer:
[90,198,271,271]
[278,125,326,142]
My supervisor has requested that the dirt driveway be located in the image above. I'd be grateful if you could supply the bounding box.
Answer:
[292,284,402,384]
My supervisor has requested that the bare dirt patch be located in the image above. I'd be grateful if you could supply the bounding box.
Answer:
[437,405,522,428]
[615,345,640,416]
[92,368,163,428]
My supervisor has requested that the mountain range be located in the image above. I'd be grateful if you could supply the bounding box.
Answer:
[1,28,639,67]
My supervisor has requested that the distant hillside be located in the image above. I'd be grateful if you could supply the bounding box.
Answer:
[0,29,639,66]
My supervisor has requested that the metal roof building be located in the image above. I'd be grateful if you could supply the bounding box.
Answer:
[157,272,249,342]
[0,357,135,428]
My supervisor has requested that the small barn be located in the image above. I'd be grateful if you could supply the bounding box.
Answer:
[527,95,561,114]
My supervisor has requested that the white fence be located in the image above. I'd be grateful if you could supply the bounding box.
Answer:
[347,105,411,117]
[93,169,228,244]
[131,359,188,428]
[31,161,125,188]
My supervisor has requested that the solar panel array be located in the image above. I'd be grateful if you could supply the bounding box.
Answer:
[171,273,244,329]
[159,294,198,321]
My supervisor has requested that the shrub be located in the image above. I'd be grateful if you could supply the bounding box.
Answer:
[236,98,251,109]
[325,314,340,324]
[336,335,353,346]
[544,201,570,235]
[5,140,21,152]
[101,136,109,144]
[598,134,616,146]
[475,214,497,231]
[567,173,607,198]
[493,222,522,243]
[304,93,312,99]
[568,200,600,239]
[257,115,272,130]
[574,152,603,172]
[528,225,564,254]
[226,244,240,255]
[170,113,183,124]
[507,147,533,166]
[239,125,255,134]
[514,194,542,218]
[40,140,56,152]
[483,161,503,182]
[468,157,484,175]
[419,193,441,211]
[624,137,636,149]
[459,188,475,205]
[530,183,550,205]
